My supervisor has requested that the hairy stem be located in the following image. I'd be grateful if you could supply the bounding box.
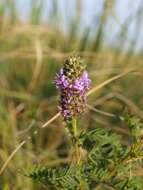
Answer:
[72,117,82,190]
[72,117,79,164]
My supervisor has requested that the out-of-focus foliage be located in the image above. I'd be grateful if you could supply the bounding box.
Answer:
[0,0,143,189]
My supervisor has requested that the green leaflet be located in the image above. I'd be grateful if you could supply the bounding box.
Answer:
[22,115,143,190]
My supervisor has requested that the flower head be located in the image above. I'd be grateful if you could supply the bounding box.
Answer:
[54,55,91,119]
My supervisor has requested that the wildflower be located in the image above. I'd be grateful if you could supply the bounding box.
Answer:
[54,56,91,119]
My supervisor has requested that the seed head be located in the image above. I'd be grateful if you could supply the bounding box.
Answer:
[63,56,85,83]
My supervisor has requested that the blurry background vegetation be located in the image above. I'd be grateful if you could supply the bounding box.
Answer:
[0,0,143,189]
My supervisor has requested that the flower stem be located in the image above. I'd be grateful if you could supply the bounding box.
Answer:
[72,118,83,190]
[72,117,79,164]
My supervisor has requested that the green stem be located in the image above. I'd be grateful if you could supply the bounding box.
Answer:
[72,117,83,190]
[72,117,79,164]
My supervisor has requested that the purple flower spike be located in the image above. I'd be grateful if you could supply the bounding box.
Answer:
[54,56,91,119]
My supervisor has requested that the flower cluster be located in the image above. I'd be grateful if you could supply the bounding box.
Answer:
[55,56,91,119]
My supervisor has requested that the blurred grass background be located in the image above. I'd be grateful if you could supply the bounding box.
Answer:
[0,0,143,189]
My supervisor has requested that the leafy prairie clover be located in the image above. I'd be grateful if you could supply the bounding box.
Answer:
[55,55,91,119]
[23,58,143,189]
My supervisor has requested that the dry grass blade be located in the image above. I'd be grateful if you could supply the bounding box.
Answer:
[0,113,60,175]
[41,113,60,128]
[28,39,42,92]
[0,87,35,101]
[87,69,134,97]
[0,141,26,175]
[112,92,143,119]
[87,104,124,121]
